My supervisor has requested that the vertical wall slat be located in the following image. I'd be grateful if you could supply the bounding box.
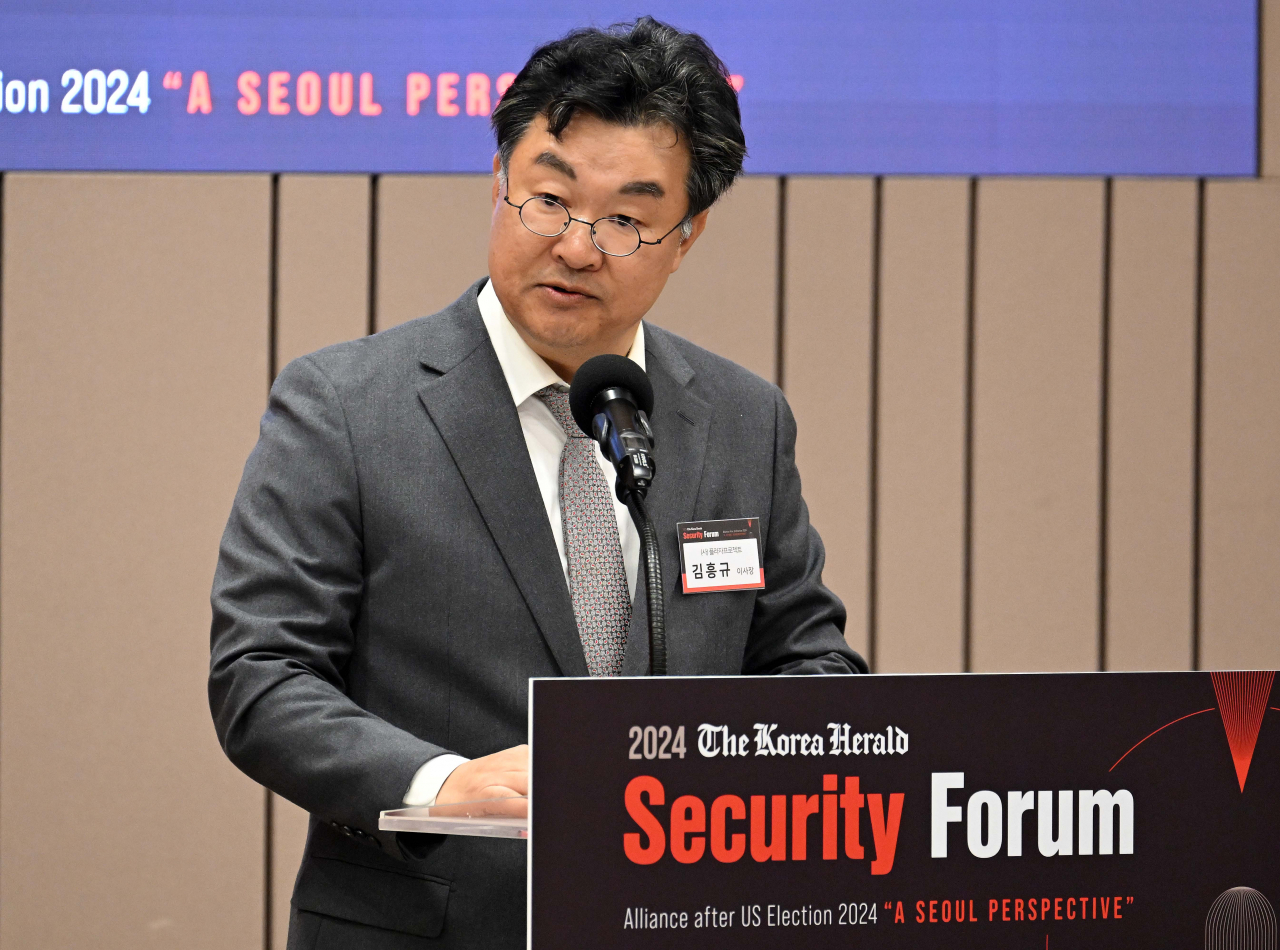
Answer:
[1106,179,1198,671]
[645,176,778,383]
[276,174,371,368]
[970,178,1105,673]
[1201,180,1280,669]
[783,177,875,657]
[875,178,970,673]
[270,799,309,949]
[376,175,493,331]
[0,173,268,949]
[271,171,373,949]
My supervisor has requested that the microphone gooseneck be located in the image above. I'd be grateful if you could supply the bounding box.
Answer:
[626,494,666,677]
[569,354,666,676]
[568,354,655,504]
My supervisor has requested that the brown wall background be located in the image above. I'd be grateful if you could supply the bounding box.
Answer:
[2,8,1277,944]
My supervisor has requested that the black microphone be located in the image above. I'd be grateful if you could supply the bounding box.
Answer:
[568,354,656,504]
[568,353,666,675]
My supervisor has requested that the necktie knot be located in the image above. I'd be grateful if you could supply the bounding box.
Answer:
[537,386,589,439]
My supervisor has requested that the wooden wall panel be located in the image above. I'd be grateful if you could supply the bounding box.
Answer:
[1106,179,1198,671]
[1201,180,1280,669]
[970,178,1105,673]
[272,800,310,950]
[276,174,370,367]
[1265,0,1278,177]
[0,174,268,948]
[784,177,874,657]
[645,176,777,382]
[875,178,970,673]
[273,172,372,949]
[376,174,492,331]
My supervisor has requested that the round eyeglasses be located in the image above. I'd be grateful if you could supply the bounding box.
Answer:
[503,193,686,258]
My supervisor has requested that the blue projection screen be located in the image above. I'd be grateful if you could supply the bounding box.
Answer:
[0,1,1258,176]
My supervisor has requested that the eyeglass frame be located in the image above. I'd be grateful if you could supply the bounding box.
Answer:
[502,192,688,258]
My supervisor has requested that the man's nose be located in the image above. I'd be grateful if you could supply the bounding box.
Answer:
[552,220,604,270]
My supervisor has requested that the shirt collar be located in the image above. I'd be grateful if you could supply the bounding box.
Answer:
[477,278,646,407]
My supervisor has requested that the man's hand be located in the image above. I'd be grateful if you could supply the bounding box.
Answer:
[434,744,528,817]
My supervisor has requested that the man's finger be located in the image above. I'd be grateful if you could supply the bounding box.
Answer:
[436,744,530,805]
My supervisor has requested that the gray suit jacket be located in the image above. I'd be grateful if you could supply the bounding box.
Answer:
[209,279,865,949]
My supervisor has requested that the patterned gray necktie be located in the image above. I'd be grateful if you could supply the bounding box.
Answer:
[537,386,630,676]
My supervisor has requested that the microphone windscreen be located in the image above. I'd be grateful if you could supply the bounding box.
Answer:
[568,354,655,436]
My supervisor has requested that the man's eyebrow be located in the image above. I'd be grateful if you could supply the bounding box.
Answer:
[619,180,665,199]
[533,151,576,179]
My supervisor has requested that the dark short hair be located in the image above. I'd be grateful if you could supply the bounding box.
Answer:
[492,16,746,220]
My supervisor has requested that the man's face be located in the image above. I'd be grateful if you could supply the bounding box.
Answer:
[488,112,708,378]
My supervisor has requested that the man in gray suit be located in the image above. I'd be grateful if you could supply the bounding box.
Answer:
[210,16,865,950]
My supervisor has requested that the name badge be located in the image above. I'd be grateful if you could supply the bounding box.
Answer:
[677,518,765,593]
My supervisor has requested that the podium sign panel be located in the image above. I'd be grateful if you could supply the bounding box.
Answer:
[529,672,1279,948]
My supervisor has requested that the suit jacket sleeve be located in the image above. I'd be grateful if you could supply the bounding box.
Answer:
[209,355,444,856]
[741,388,869,675]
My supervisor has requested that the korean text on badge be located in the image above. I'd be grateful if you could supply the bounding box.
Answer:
[677,518,765,593]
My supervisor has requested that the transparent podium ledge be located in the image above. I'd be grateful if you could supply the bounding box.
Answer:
[379,797,529,839]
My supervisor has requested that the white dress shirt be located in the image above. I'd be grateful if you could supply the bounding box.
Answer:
[403,278,645,806]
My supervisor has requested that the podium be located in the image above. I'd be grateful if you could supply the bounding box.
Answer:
[381,670,1279,948]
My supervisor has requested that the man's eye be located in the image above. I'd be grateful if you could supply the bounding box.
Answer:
[604,215,638,229]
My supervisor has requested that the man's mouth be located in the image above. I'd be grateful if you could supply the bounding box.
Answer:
[538,282,595,301]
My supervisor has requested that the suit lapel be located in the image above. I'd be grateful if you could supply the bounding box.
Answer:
[415,290,587,677]
[413,296,709,679]
[621,328,711,675]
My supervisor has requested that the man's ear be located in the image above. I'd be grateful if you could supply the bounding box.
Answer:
[668,208,711,274]
[491,154,502,208]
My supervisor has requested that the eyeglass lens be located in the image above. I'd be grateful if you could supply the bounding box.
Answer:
[518,197,642,257]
